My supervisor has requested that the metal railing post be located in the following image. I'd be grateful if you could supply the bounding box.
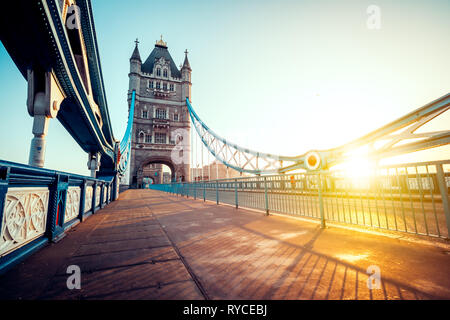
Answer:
[235,179,238,209]
[436,164,450,236]
[0,167,10,239]
[79,179,87,222]
[318,172,326,229]
[203,182,206,202]
[194,182,197,200]
[216,180,219,205]
[264,176,269,215]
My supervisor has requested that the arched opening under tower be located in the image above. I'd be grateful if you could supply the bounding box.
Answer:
[135,156,187,188]
[142,176,154,188]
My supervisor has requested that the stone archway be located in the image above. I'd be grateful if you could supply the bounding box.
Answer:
[132,155,189,188]
[142,176,154,189]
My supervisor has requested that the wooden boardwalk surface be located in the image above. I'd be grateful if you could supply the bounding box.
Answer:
[0,189,449,300]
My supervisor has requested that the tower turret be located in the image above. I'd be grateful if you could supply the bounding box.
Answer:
[181,49,192,101]
[129,38,141,95]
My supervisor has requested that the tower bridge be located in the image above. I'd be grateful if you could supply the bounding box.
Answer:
[0,0,449,300]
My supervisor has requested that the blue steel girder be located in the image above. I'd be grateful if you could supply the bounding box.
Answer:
[0,0,117,168]
[187,92,450,174]
[43,0,116,162]
[117,90,136,177]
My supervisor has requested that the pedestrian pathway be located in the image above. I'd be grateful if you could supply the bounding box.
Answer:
[0,189,449,300]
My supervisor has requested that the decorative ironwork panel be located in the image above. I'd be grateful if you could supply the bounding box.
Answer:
[95,185,100,207]
[0,187,49,256]
[84,186,93,213]
[102,186,107,204]
[64,186,80,223]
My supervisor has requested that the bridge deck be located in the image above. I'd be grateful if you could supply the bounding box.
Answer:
[0,189,449,300]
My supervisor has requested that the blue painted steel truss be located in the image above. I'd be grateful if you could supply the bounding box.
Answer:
[187,93,450,174]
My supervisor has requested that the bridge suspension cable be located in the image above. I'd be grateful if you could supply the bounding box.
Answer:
[186,93,450,175]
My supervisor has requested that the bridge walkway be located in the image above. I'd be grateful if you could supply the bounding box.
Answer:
[0,189,449,300]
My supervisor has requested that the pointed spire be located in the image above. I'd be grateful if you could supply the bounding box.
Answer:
[131,38,141,61]
[182,49,191,71]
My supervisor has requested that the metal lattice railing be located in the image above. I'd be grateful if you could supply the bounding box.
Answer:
[150,160,450,239]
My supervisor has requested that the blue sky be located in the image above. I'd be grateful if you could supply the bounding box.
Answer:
[0,0,449,175]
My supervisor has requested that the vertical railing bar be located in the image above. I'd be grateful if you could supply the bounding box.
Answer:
[334,185,341,223]
[380,173,389,230]
[415,166,429,235]
[359,186,365,226]
[264,176,269,215]
[346,188,352,225]
[405,167,418,234]
[388,169,399,231]
[426,165,440,237]
[216,180,219,205]
[235,179,238,209]
[436,164,450,238]
[387,169,398,231]
[318,172,326,228]
[374,169,381,228]
[395,167,407,232]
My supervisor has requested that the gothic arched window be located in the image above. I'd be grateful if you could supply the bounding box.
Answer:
[163,69,168,78]
[156,68,161,76]
[138,131,145,143]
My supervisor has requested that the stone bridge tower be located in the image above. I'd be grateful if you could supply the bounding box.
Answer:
[128,37,191,188]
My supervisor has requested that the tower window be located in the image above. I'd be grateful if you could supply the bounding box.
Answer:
[142,110,148,118]
[156,82,160,89]
[149,81,153,89]
[170,83,174,91]
[145,134,152,143]
[156,108,167,119]
[155,132,166,144]
[173,113,179,121]
[163,69,168,77]
[156,68,161,76]
[163,83,167,91]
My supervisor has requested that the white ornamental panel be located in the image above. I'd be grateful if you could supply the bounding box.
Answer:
[64,187,81,223]
[95,185,100,207]
[0,187,49,257]
[108,185,111,202]
[84,186,93,213]
[103,186,107,204]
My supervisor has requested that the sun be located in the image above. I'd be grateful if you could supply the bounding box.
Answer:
[332,147,376,179]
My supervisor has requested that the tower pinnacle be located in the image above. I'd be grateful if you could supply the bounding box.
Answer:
[130,38,141,61]
[182,49,191,70]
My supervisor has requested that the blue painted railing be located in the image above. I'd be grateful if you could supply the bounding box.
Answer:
[0,160,118,275]
[151,160,450,240]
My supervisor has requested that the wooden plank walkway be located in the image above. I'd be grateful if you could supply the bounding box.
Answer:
[0,189,449,300]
